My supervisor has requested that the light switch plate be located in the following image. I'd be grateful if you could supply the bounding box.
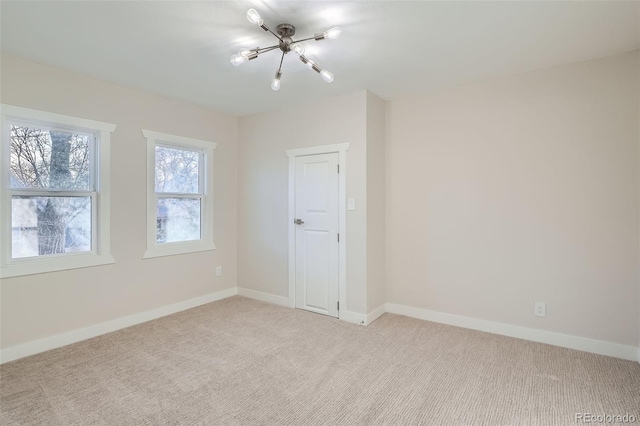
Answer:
[348,198,355,211]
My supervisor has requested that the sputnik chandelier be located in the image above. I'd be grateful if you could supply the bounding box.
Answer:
[230,8,341,91]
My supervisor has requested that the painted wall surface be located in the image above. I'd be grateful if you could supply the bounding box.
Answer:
[386,51,640,346]
[366,92,386,313]
[2,50,638,356]
[238,91,369,315]
[0,55,238,349]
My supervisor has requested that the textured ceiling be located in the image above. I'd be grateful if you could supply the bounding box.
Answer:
[1,1,638,116]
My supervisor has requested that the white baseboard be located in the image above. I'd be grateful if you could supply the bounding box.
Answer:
[340,310,367,325]
[237,287,369,326]
[367,304,386,325]
[237,287,289,307]
[385,303,639,362]
[0,287,238,364]
[5,288,635,364]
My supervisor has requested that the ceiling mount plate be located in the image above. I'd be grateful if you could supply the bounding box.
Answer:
[276,24,295,37]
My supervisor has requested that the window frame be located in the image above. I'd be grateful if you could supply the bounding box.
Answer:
[0,104,116,278]
[142,129,216,259]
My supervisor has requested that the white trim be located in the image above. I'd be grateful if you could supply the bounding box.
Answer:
[0,287,238,364]
[287,155,296,309]
[341,306,386,326]
[1,254,115,278]
[4,289,634,364]
[141,129,215,149]
[141,129,217,259]
[238,287,290,307]
[340,310,367,326]
[0,104,116,278]
[142,242,216,259]
[385,303,639,362]
[1,105,116,134]
[284,143,350,159]
[286,143,350,319]
[367,304,386,325]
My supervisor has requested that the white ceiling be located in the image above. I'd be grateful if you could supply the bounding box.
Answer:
[1,1,638,116]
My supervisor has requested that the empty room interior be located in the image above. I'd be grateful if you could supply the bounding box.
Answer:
[1,1,639,425]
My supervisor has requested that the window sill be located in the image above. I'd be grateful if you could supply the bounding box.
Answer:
[143,242,216,259]
[0,253,115,279]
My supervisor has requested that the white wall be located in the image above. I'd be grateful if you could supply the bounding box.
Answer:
[366,92,386,313]
[2,49,638,359]
[238,91,369,315]
[386,51,640,347]
[0,55,238,349]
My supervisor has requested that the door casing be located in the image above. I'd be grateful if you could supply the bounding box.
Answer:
[286,143,350,320]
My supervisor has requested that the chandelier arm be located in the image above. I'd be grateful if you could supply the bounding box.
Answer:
[291,36,317,43]
[299,54,317,70]
[277,51,285,72]
[300,54,324,74]
[265,27,284,41]
[256,45,280,54]
[304,56,322,73]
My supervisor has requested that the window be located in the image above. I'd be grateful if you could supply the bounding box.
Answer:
[142,129,216,258]
[0,105,116,278]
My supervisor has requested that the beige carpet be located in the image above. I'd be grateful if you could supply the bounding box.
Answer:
[1,296,639,425]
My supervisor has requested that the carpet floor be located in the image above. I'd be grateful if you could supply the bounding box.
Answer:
[1,296,639,425]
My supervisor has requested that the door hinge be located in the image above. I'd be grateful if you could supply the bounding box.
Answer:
[337,233,340,242]
[337,301,339,311]
[337,164,339,174]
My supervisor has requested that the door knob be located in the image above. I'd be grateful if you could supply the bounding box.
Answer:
[294,219,304,225]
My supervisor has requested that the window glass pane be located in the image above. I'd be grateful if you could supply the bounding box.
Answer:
[11,196,92,259]
[156,198,201,243]
[10,125,92,190]
[155,146,200,194]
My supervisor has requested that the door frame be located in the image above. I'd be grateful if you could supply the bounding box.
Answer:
[285,143,350,319]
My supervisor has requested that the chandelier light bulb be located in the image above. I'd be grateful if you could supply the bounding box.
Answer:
[271,70,282,91]
[230,53,249,66]
[290,43,304,55]
[246,9,263,26]
[324,27,342,39]
[320,69,334,83]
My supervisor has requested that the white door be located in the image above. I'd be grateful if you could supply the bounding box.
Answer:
[294,152,340,317]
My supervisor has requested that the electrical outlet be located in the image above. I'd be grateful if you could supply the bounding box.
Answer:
[534,302,546,317]
[216,266,222,277]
